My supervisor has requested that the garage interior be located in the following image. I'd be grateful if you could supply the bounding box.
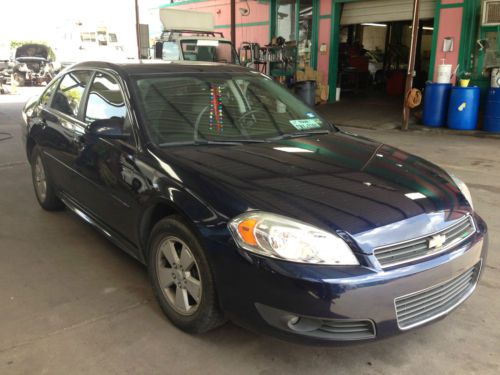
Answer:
[324,0,437,128]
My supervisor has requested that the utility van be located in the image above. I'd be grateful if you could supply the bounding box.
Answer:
[154,9,239,65]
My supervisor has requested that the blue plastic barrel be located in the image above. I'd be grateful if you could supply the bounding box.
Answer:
[483,88,500,133]
[447,87,480,130]
[422,83,452,127]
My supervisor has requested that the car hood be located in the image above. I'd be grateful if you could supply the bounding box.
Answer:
[152,131,470,248]
[15,44,49,59]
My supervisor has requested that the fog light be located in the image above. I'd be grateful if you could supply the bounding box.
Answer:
[287,316,322,332]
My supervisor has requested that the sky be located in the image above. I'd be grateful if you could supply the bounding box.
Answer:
[1,0,168,57]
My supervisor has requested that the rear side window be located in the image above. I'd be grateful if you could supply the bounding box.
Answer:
[84,72,133,143]
[84,73,127,124]
[51,71,92,118]
[39,79,59,106]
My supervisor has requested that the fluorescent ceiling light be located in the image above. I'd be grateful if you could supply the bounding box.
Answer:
[409,26,435,31]
[361,23,387,27]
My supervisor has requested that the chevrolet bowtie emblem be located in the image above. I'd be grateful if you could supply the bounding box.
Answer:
[428,234,446,249]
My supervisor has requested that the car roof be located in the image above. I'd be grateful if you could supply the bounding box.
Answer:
[70,60,252,76]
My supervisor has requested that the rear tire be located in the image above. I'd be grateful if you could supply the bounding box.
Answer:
[30,146,64,211]
[148,216,226,333]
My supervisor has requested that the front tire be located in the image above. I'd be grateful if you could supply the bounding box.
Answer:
[148,216,226,333]
[30,146,63,210]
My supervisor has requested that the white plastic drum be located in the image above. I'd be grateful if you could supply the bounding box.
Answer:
[491,68,500,88]
[437,64,452,83]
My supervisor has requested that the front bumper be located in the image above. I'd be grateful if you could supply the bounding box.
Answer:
[210,215,488,344]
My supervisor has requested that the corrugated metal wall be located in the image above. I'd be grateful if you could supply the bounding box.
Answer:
[341,0,437,25]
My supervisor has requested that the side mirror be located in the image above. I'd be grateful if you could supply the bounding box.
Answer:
[86,118,129,140]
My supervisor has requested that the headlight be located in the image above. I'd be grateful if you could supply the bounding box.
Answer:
[228,212,359,265]
[450,173,473,209]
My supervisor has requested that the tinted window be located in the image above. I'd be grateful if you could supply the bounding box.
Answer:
[40,79,58,106]
[85,73,127,124]
[162,42,181,60]
[51,71,92,117]
[135,74,330,145]
[180,40,238,64]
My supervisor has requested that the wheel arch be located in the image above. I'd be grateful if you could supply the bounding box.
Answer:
[26,136,36,162]
[138,199,205,263]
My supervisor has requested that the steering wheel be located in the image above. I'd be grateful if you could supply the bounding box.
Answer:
[237,110,260,129]
[193,105,210,140]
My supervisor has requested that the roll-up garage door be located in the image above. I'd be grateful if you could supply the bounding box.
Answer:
[341,0,437,25]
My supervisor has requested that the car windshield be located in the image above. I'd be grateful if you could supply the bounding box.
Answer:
[180,40,239,64]
[133,73,332,145]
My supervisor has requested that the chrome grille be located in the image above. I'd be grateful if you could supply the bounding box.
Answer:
[374,215,476,268]
[395,262,481,330]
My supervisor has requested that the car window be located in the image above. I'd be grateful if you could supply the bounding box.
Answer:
[180,40,238,64]
[40,79,59,106]
[84,72,132,139]
[134,73,330,145]
[51,71,92,118]
[162,42,180,60]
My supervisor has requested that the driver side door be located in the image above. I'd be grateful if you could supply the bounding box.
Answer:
[72,71,143,248]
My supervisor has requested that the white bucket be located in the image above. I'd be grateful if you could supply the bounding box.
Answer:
[491,68,500,88]
[437,64,452,83]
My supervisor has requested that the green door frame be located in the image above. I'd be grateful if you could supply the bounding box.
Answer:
[269,0,320,69]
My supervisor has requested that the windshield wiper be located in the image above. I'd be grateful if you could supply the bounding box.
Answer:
[268,130,331,141]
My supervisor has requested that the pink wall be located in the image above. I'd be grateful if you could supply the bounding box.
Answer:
[318,18,331,85]
[317,0,332,85]
[165,0,466,90]
[319,0,331,15]
[432,6,463,82]
[165,0,270,47]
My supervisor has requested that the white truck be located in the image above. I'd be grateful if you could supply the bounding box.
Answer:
[153,9,239,65]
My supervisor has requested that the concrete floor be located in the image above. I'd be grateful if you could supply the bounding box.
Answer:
[0,88,499,375]
[317,90,407,129]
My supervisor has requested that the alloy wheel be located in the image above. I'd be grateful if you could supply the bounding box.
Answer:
[34,155,47,202]
[156,236,202,315]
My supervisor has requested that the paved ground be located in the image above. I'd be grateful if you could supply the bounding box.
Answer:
[317,90,407,129]
[0,88,499,375]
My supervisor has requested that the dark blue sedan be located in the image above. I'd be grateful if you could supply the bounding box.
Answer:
[21,61,488,344]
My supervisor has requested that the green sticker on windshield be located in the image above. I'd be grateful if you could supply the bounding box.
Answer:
[289,119,322,130]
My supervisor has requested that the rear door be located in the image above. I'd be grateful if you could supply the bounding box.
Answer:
[38,70,93,196]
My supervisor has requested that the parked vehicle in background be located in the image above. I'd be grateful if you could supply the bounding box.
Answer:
[55,24,128,67]
[153,9,239,65]
[0,41,9,70]
[12,44,60,86]
[0,41,9,92]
